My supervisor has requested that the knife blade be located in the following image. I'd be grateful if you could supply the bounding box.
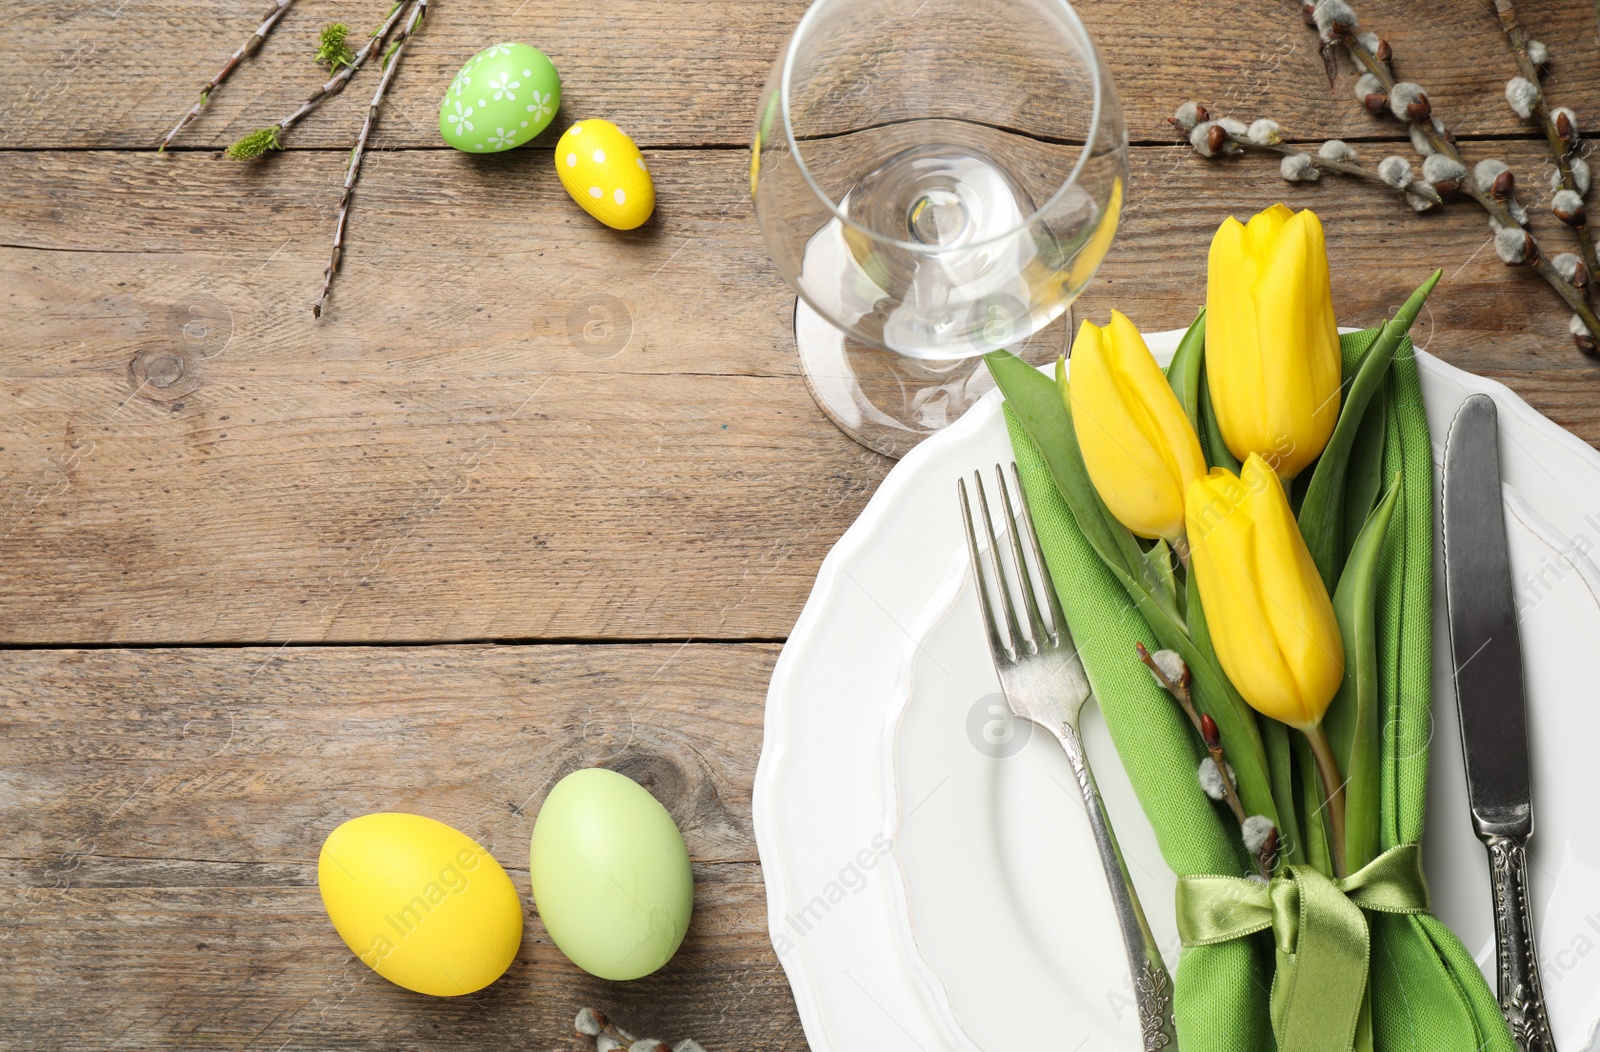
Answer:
[1441,392,1557,1052]
[1443,393,1532,837]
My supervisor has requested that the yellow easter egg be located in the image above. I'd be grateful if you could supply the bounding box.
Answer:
[317,813,523,997]
[555,120,655,230]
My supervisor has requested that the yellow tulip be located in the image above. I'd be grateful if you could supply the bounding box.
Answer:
[1068,310,1207,543]
[1206,204,1342,478]
[1185,453,1345,729]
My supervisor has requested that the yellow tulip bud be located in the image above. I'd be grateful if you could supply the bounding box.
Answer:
[1068,310,1207,542]
[1206,204,1343,478]
[1185,453,1345,729]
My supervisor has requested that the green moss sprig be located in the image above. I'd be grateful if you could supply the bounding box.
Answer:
[221,0,411,163]
[224,126,282,159]
[314,23,356,70]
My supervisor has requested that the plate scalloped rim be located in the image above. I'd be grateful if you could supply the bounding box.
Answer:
[754,333,1600,1052]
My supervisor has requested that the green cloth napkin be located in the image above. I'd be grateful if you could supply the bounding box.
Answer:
[1002,329,1515,1052]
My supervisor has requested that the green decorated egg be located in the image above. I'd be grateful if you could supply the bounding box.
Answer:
[439,43,560,153]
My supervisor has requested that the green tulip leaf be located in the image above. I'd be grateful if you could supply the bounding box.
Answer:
[1325,471,1402,872]
[1164,309,1207,430]
[1199,370,1242,474]
[1299,269,1440,591]
[1341,384,1390,565]
[1147,539,1184,618]
[1259,717,1306,866]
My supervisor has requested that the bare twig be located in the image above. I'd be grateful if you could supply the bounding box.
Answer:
[1492,0,1600,283]
[313,0,425,318]
[1299,4,1600,347]
[230,0,409,158]
[159,0,298,150]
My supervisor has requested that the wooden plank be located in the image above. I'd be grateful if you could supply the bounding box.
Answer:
[0,876,805,1051]
[0,0,1596,151]
[0,644,776,871]
[0,644,807,1048]
[3,144,1597,643]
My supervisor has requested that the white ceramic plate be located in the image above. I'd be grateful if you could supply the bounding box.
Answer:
[754,331,1600,1052]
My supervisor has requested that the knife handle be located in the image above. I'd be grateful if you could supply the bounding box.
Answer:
[1484,835,1558,1051]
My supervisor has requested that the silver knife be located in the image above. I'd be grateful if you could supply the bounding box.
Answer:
[1441,393,1557,1052]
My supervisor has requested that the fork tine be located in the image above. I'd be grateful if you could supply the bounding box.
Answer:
[957,477,1014,662]
[972,469,1030,656]
[1009,462,1070,648]
[994,463,1053,649]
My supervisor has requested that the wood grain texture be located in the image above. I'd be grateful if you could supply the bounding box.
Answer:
[5,0,1600,1047]
[1,0,1597,150]
[0,644,806,1050]
[3,142,1598,643]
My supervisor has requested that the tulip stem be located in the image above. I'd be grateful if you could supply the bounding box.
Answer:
[1302,723,1349,878]
[1170,534,1191,569]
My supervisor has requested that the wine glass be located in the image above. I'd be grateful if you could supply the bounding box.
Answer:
[752,0,1127,458]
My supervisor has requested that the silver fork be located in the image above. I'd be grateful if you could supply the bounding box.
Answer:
[958,464,1179,1051]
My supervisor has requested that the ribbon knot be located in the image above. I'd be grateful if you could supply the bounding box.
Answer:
[1176,842,1430,1052]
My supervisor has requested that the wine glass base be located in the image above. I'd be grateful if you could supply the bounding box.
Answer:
[793,296,1069,459]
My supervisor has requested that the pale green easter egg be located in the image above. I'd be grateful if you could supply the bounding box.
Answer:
[439,42,560,153]
[529,768,693,981]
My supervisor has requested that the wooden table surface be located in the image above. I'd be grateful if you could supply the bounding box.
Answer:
[3,0,1598,1047]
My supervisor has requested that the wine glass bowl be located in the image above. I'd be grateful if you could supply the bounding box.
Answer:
[752,0,1127,456]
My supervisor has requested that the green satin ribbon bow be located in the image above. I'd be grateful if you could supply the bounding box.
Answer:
[1176,842,1431,1052]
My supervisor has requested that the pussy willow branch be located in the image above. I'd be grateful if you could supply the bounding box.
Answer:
[257,0,408,148]
[1135,643,1273,879]
[158,0,297,150]
[575,1007,705,1052]
[313,0,425,318]
[1222,131,1443,206]
[1493,0,1600,282]
[1312,12,1600,341]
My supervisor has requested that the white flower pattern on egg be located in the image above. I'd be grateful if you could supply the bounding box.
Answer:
[440,43,561,153]
[526,91,554,124]
[446,100,475,134]
[486,73,520,101]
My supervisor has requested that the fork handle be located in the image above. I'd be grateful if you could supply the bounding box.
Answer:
[1054,725,1179,1051]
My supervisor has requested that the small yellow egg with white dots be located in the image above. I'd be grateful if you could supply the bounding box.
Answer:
[555,120,655,230]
